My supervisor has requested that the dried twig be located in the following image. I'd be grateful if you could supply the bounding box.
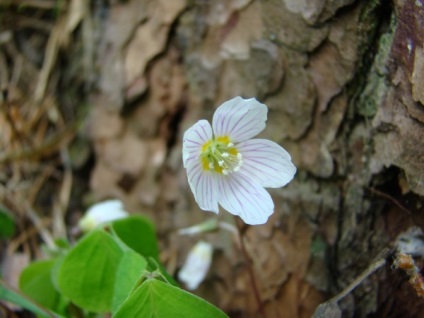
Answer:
[5,0,64,10]
[52,148,73,238]
[1,185,56,251]
[20,198,56,250]
[313,248,391,318]
[366,187,411,215]
[0,124,76,164]
[34,20,63,103]
[7,218,51,255]
[330,249,389,303]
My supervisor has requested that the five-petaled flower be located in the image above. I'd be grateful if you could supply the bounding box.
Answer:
[182,97,296,225]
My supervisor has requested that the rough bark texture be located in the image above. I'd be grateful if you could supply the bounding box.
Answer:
[82,0,424,317]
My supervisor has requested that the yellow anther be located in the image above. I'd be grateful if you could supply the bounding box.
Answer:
[200,136,243,175]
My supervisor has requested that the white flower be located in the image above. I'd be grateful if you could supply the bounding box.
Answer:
[79,200,129,232]
[182,97,296,225]
[178,241,213,290]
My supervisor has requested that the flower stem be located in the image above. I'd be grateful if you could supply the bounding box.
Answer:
[234,217,268,318]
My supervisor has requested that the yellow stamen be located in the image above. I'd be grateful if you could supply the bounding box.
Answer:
[200,136,243,175]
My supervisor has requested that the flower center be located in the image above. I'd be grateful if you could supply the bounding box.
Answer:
[200,136,243,175]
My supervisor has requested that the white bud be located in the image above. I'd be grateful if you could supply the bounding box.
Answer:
[79,200,128,232]
[222,152,229,157]
[178,241,213,290]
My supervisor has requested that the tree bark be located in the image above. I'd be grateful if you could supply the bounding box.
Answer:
[87,0,424,317]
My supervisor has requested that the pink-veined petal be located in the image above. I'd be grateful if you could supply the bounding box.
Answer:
[217,173,274,225]
[237,139,296,188]
[212,97,267,142]
[186,159,219,213]
[182,120,212,168]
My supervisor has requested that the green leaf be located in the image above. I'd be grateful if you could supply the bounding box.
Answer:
[57,229,124,312]
[145,257,179,287]
[112,216,159,260]
[111,216,177,286]
[112,250,147,313]
[50,254,66,292]
[19,259,64,313]
[0,280,61,318]
[113,279,229,318]
[0,205,15,238]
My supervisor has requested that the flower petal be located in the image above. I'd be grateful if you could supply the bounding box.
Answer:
[178,241,213,290]
[182,120,213,168]
[80,200,129,232]
[212,97,267,142]
[217,173,274,225]
[237,139,296,188]
[186,159,219,213]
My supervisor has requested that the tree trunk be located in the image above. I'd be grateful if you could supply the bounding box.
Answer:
[87,0,424,317]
